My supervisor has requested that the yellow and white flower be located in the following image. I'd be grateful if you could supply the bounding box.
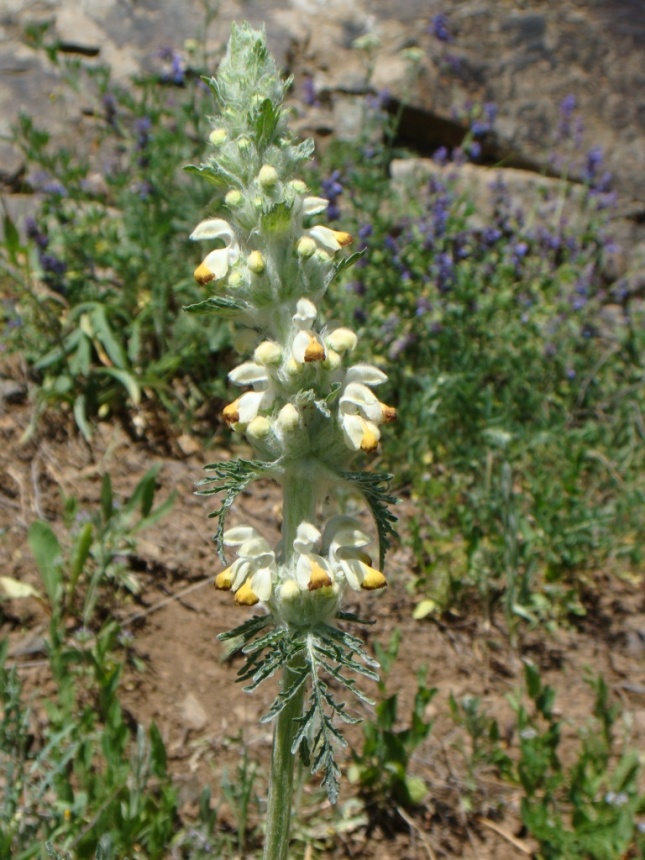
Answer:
[338,364,396,452]
[222,361,276,426]
[215,526,277,605]
[190,218,240,285]
[322,516,387,590]
[292,522,334,591]
[291,298,326,363]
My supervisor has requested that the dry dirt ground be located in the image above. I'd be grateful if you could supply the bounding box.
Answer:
[1,389,644,860]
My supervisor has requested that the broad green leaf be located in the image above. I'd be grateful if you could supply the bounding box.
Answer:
[69,522,93,596]
[27,521,63,612]
[95,367,141,404]
[91,305,127,368]
[73,393,92,441]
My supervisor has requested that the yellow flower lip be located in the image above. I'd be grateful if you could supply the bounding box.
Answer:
[360,565,387,590]
[308,560,333,591]
[360,424,379,452]
[304,334,325,363]
[334,230,353,247]
[234,581,260,605]
[194,261,215,285]
[222,399,240,425]
[215,567,233,590]
[381,404,397,423]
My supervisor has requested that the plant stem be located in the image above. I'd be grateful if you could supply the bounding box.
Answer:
[262,465,317,858]
[262,655,306,860]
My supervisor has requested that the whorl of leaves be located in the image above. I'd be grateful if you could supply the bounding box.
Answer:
[195,459,271,562]
[218,614,380,803]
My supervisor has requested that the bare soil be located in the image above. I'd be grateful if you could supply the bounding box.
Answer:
[1,390,644,860]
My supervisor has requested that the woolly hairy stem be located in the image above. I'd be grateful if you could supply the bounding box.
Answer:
[263,653,307,860]
[280,463,318,563]
[262,467,316,857]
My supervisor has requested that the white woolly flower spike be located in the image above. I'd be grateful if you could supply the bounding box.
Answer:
[322,516,387,590]
[191,218,240,285]
[215,527,277,604]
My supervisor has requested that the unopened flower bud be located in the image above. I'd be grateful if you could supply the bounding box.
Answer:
[327,327,358,353]
[247,416,272,440]
[284,357,301,376]
[289,179,307,194]
[252,196,263,211]
[225,189,242,207]
[254,340,282,365]
[247,251,266,274]
[258,164,279,188]
[209,128,227,146]
[315,249,332,263]
[277,403,300,432]
[237,137,251,151]
[227,270,244,289]
[280,579,301,601]
[323,349,341,371]
[297,237,317,259]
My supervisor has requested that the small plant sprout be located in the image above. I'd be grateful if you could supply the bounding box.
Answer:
[184,23,398,859]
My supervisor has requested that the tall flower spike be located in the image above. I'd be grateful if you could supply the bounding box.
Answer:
[187,23,399,836]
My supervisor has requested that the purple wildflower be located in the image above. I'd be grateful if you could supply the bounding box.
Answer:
[433,146,449,166]
[302,75,319,107]
[429,13,451,42]
[25,217,49,250]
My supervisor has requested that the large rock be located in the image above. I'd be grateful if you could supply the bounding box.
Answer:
[0,0,644,248]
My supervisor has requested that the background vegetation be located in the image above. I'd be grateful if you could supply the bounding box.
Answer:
[1,16,644,860]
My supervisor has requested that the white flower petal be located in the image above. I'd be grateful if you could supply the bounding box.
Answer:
[295,555,312,590]
[201,248,231,280]
[294,522,322,555]
[308,225,342,251]
[224,526,259,546]
[293,298,317,328]
[344,364,387,387]
[228,362,269,386]
[229,558,251,591]
[237,390,267,424]
[250,567,273,601]
[303,196,330,215]
[292,330,312,363]
[340,382,383,421]
[190,218,235,242]
[339,558,363,591]
[340,413,366,451]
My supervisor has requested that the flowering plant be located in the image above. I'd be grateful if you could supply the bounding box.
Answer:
[184,23,398,858]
